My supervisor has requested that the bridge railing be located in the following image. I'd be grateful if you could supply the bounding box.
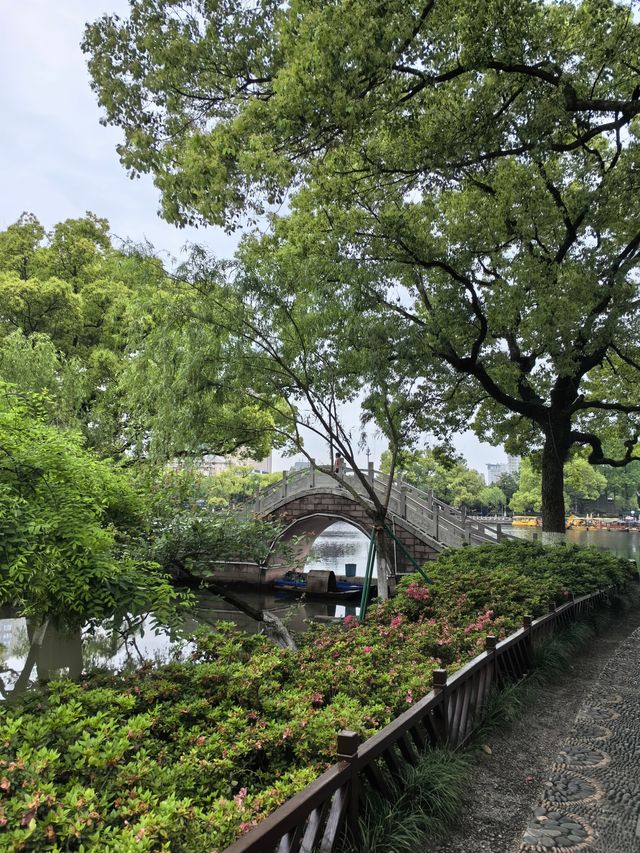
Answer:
[372,471,512,546]
[245,466,513,548]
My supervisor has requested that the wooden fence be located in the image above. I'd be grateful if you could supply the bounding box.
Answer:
[223,588,611,853]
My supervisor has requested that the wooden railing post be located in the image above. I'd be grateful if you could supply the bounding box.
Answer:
[485,634,497,685]
[434,504,440,540]
[496,523,502,542]
[282,470,288,498]
[367,461,375,484]
[310,459,316,488]
[337,730,361,844]
[432,668,448,743]
[522,615,533,665]
[549,601,557,637]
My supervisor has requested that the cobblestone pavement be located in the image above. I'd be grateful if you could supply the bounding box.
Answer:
[518,627,640,853]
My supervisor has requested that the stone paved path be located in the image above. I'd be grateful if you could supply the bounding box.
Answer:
[518,627,640,853]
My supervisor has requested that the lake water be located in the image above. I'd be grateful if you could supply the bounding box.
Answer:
[3,521,638,697]
[0,522,369,697]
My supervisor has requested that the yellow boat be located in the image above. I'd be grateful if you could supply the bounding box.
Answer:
[512,516,541,527]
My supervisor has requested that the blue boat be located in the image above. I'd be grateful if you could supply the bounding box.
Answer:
[272,569,362,599]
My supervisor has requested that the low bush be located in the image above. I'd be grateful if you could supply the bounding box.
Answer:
[0,542,633,850]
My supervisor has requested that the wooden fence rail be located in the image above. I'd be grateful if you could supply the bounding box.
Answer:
[223,587,612,853]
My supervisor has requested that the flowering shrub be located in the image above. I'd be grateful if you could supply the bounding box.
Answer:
[0,542,632,850]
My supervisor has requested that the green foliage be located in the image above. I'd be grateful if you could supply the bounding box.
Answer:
[203,464,281,506]
[600,462,640,513]
[477,485,506,513]
[511,455,608,514]
[83,0,640,529]
[388,541,633,631]
[351,749,468,853]
[0,540,630,849]
[495,472,519,503]
[0,212,45,280]
[0,214,277,462]
[131,465,284,570]
[118,264,279,461]
[381,447,486,509]
[510,457,543,514]
[0,384,183,629]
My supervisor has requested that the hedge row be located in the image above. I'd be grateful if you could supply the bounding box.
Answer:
[0,541,633,851]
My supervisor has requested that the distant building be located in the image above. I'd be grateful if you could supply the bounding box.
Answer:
[486,462,506,485]
[486,456,520,485]
[170,452,273,476]
[289,457,308,472]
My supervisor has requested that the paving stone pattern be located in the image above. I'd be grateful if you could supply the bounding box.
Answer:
[518,627,640,853]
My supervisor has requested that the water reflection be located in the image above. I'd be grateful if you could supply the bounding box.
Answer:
[0,612,187,700]
[0,584,361,697]
[305,521,374,576]
[13,522,637,695]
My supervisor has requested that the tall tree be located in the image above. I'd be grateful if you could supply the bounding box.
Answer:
[85,0,640,536]
[150,242,446,596]
[0,383,182,630]
[510,454,607,514]
[0,215,272,461]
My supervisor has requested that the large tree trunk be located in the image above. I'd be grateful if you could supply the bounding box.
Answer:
[541,432,569,543]
[375,526,390,600]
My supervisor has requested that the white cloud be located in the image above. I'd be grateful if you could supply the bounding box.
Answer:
[0,0,235,259]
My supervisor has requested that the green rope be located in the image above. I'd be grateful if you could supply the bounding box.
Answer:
[383,523,433,584]
[359,530,377,620]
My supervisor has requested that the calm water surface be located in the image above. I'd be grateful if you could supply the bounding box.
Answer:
[4,522,636,696]
[0,522,368,696]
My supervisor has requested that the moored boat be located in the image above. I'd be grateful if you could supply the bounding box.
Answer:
[272,569,363,599]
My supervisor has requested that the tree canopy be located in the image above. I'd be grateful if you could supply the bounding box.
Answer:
[0,213,276,461]
[0,383,181,628]
[510,453,608,514]
[85,0,640,533]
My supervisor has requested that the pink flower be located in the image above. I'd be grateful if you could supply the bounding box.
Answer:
[405,689,413,704]
[363,646,373,653]
[390,615,403,629]
[234,787,248,808]
[406,582,430,601]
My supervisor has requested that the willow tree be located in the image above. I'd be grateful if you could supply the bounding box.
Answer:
[85,0,640,535]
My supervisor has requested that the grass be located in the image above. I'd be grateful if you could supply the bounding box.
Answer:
[345,749,469,853]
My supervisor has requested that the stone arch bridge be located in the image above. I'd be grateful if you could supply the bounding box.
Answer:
[243,466,509,575]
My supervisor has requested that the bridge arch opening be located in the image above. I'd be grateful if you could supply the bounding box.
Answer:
[271,514,376,577]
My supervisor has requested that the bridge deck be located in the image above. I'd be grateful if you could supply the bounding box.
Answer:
[243,466,512,550]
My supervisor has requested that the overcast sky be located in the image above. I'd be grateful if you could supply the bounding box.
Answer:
[0,1,506,473]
